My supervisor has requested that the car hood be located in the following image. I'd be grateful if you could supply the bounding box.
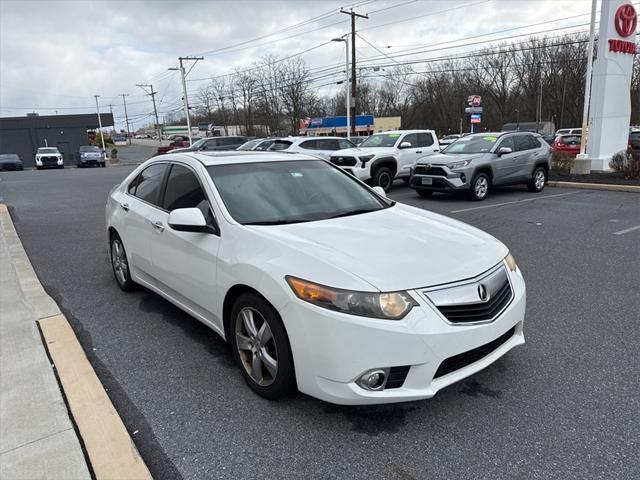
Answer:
[332,147,398,158]
[417,152,487,165]
[248,203,508,292]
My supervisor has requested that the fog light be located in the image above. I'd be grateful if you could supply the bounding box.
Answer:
[460,173,466,182]
[357,369,387,391]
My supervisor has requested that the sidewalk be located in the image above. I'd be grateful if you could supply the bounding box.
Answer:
[0,210,90,478]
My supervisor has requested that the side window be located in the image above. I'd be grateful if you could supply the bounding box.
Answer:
[528,136,542,149]
[131,164,166,206]
[514,135,532,152]
[218,138,238,146]
[204,139,219,149]
[417,133,434,147]
[338,139,353,149]
[163,164,217,231]
[402,133,418,147]
[497,136,515,152]
[300,140,318,150]
[316,139,340,150]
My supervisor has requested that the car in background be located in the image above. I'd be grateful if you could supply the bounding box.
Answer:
[555,128,582,136]
[0,154,24,171]
[410,132,550,201]
[439,134,463,147]
[349,136,367,146]
[170,136,250,153]
[106,152,526,404]
[551,134,581,157]
[157,138,190,155]
[77,145,105,168]
[330,130,440,192]
[540,133,556,145]
[628,131,640,153]
[237,138,276,151]
[35,147,64,169]
[267,136,355,161]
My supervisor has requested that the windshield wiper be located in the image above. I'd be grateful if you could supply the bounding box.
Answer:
[326,207,383,219]
[244,218,310,225]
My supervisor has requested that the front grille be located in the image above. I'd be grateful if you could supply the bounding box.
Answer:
[413,165,447,176]
[437,280,513,323]
[433,326,516,379]
[385,366,410,389]
[330,155,358,167]
[41,156,59,164]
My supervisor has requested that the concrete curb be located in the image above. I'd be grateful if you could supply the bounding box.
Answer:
[548,181,640,193]
[0,204,152,480]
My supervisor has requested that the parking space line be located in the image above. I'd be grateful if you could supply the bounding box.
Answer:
[450,192,580,214]
[613,225,640,235]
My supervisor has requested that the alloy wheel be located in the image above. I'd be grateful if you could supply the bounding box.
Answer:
[475,177,488,199]
[535,170,545,190]
[235,307,278,386]
[111,239,128,285]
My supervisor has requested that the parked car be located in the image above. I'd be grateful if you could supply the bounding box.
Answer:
[540,133,556,145]
[34,147,63,169]
[410,132,550,201]
[555,128,582,136]
[157,138,190,155]
[267,136,355,161]
[0,153,24,171]
[349,136,368,146]
[237,138,276,151]
[551,134,581,157]
[171,136,250,153]
[106,152,526,404]
[628,131,640,153]
[77,145,105,168]
[330,130,440,192]
[438,134,463,147]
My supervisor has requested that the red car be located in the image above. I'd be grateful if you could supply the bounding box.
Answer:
[157,138,190,155]
[551,134,581,157]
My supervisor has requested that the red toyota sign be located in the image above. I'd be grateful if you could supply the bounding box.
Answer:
[614,4,637,37]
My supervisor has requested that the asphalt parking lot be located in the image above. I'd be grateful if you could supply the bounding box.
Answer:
[1,166,639,480]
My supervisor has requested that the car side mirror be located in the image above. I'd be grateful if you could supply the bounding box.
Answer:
[372,186,386,197]
[399,142,412,149]
[168,208,207,232]
[497,147,512,156]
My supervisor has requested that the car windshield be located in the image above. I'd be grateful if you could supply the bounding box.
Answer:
[207,160,392,225]
[38,148,59,153]
[442,135,498,154]
[189,138,207,149]
[79,146,100,152]
[358,133,401,148]
[237,139,262,151]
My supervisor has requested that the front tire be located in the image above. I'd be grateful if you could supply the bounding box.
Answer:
[110,233,135,291]
[527,167,546,192]
[231,293,295,400]
[469,172,490,201]
[372,166,394,193]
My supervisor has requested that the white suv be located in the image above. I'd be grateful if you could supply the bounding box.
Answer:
[35,147,64,169]
[268,136,355,160]
[329,130,440,191]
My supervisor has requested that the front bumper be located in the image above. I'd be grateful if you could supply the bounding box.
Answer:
[36,157,63,167]
[279,263,526,405]
[410,165,471,192]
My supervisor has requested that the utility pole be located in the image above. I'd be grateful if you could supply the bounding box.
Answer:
[136,83,161,143]
[120,94,131,144]
[340,8,368,137]
[169,56,203,144]
[94,95,107,161]
[331,37,350,140]
[218,96,228,135]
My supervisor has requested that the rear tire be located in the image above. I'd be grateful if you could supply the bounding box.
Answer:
[372,166,394,193]
[230,292,295,400]
[109,233,135,292]
[416,189,433,198]
[527,167,546,192]
[469,172,490,201]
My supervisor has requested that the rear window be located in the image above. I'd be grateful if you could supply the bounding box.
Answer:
[560,136,581,145]
[268,140,293,151]
[79,146,100,152]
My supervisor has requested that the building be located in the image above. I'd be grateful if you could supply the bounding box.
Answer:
[0,113,114,168]
[501,121,555,135]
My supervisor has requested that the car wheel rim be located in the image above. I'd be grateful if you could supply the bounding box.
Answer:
[379,172,391,190]
[235,307,278,387]
[475,177,488,198]
[111,240,128,285]
[535,170,545,189]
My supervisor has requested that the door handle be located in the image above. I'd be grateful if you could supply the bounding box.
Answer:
[151,221,165,232]
[120,203,129,212]
[433,149,439,152]
[416,150,422,154]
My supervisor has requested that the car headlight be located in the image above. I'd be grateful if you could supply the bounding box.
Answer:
[286,276,417,320]
[449,159,471,169]
[504,253,517,272]
[359,154,375,163]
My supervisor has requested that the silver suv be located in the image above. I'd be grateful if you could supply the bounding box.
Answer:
[410,132,550,201]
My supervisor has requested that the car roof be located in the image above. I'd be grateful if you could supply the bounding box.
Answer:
[372,130,433,134]
[168,151,319,166]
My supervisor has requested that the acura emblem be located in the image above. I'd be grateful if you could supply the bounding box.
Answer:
[477,284,489,302]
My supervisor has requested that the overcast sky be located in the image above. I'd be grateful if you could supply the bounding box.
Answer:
[0,0,599,130]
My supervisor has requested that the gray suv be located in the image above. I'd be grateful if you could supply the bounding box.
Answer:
[410,132,550,201]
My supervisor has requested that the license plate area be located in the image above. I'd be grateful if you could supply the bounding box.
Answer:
[421,177,433,185]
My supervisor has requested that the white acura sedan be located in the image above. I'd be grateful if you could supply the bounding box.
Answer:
[106,152,526,405]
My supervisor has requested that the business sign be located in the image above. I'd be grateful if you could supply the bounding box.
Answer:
[467,95,482,107]
[470,114,482,124]
[465,107,484,113]
[587,0,638,170]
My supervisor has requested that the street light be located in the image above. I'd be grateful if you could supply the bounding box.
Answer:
[332,37,350,141]
[94,95,107,161]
